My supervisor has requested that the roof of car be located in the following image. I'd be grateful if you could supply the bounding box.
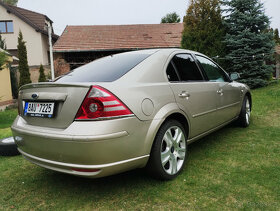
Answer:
[128,48,204,57]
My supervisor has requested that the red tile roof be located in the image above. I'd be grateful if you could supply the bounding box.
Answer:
[0,1,58,40]
[9,5,48,31]
[53,23,183,52]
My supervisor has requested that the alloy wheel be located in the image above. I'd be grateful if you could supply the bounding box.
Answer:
[245,99,250,125]
[160,126,186,175]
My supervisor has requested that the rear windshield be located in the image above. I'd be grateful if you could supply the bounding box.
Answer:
[56,53,151,82]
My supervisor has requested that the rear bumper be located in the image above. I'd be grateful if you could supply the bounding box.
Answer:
[12,125,129,142]
[18,148,149,178]
[11,116,152,178]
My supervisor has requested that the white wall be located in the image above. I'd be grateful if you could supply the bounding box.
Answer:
[41,34,50,65]
[0,6,49,66]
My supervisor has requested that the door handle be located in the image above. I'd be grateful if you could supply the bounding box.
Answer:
[217,89,223,95]
[178,92,190,98]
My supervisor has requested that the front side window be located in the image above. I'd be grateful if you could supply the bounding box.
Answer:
[0,21,13,33]
[169,54,203,82]
[196,55,228,82]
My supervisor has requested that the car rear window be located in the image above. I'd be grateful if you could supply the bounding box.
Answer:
[56,53,151,82]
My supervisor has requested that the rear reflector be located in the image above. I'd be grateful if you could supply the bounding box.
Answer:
[72,168,101,173]
[75,86,133,120]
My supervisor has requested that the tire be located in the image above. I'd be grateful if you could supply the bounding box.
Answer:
[237,96,251,128]
[0,137,20,156]
[146,119,187,180]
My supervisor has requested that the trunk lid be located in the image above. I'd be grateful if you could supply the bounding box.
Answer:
[18,83,90,129]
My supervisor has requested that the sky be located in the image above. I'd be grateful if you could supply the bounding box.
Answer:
[17,0,280,36]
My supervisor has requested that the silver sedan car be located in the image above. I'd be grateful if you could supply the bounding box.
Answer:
[12,49,251,180]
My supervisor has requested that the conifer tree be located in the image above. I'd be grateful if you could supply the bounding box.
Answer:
[274,28,280,44]
[161,12,181,23]
[2,0,18,6]
[18,31,31,87]
[0,51,6,70]
[181,0,225,58]
[0,34,6,50]
[10,66,18,98]
[223,0,275,88]
[38,64,47,82]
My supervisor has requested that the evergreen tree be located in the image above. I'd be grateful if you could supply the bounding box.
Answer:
[161,12,181,23]
[38,64,47,82]
[0,51,7,70]
[0,34,6,50]
[181,0,225,58]
[17,31,31,87]
[274,28,280,44]
[223,0,275,88]
[9,66,18,98]
[2,0,18,6]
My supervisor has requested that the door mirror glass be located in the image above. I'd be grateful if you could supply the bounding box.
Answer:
[230,72,240,81]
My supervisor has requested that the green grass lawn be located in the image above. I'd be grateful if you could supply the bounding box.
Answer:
[0,83,280,210]
[0,109,17,139]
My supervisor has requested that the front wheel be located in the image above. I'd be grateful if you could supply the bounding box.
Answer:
[146,120,187,180]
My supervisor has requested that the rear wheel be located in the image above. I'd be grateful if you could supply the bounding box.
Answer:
[146,120,187,180]
[237,96,251,127]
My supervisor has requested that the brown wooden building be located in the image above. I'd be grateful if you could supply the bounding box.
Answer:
[53,23,183,74]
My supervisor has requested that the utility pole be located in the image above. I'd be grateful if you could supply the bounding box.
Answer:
[47,22,55,80]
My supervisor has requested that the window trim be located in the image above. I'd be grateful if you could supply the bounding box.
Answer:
[166,53,207,83]
[0,20,14,34]
[194,54,231,82]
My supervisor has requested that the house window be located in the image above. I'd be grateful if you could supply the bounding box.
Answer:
[0,21,14,33]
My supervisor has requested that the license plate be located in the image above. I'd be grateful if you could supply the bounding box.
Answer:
[24,102,55,118]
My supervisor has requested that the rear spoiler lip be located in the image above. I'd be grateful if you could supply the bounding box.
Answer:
[20,82,92,90]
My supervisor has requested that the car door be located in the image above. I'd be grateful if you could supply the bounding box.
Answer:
[195,55,241,125]
[167,54,219,138]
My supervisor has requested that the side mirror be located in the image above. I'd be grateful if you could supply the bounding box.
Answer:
[230,72,240,81]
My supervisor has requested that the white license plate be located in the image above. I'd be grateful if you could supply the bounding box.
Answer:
[24,102,55,118]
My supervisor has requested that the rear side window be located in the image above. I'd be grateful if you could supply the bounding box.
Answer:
[56,53,151,82]
[166,62,179,82]
[171,54,203,81]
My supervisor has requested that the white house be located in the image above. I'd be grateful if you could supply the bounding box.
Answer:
[0,1,58,66]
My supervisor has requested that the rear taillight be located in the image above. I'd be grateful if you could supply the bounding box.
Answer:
[75,86,133,120]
